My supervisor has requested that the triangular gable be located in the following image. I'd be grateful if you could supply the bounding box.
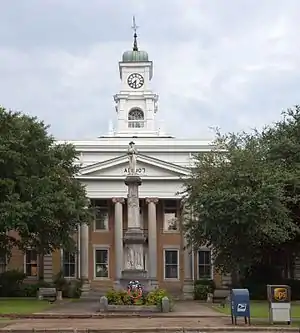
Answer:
[79,154,190,178]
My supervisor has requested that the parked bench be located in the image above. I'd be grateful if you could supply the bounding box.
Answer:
[213,289,230,306]
[38,287,57,303]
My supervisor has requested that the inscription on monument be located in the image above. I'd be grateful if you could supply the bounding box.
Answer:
[124,167,146,174]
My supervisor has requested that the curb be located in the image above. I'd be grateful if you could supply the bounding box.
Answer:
[0,313,229,319]
[0,327,299,332]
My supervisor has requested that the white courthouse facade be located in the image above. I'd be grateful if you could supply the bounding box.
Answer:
[7,32,230,297]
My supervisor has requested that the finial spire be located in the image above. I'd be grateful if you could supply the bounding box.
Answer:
[131,16,139,51]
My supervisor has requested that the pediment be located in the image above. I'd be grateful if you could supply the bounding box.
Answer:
[78,154,189,179]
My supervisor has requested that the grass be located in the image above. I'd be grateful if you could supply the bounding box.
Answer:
[212,300,300,318]
[0,299,54,315]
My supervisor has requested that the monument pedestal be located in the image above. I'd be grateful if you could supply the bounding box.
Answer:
[121,171,150,290]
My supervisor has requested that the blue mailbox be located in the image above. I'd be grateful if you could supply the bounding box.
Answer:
[231,289,251,325]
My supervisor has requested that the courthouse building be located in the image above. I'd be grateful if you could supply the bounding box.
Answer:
[5,32,230,297]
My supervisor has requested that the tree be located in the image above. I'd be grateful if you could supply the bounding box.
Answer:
[183,119,299,281]
[261,106,300,277]
[0,107,91,266]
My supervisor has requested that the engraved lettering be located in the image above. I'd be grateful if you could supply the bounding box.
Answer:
[124,167,145,174]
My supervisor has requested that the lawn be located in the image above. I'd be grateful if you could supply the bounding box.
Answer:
[212,301,300,319]
[0,299,54,315]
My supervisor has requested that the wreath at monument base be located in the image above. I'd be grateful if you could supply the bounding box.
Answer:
[127,280,143,302]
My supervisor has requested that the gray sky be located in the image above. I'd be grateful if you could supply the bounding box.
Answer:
[0,0,299,140]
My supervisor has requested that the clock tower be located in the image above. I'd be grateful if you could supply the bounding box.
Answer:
[113,17,159,137]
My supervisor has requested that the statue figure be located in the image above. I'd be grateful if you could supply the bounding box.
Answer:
[126,247,134,269]
[135,250,143,269]
[126,246,144,270]
[127,141,137,175]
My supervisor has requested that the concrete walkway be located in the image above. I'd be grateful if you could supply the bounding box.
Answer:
[0,316,231,331]
[36,300,226,317]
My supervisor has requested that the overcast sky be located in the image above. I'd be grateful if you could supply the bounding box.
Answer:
[0,0,299,140]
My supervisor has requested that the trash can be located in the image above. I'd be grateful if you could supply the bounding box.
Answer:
[267,285,291,324]
[231,289,251,325]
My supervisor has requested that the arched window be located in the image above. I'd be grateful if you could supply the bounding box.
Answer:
[128,108,145,128]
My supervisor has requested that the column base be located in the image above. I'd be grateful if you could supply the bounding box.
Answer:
[183,279,194,300]
[113,280,122,290]
[80,279,91,296]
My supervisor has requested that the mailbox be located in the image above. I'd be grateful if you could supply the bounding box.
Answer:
[231,289,250,325]
[267,285,291,324]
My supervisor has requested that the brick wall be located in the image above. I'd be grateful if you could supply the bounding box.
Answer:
[5,198,224,292]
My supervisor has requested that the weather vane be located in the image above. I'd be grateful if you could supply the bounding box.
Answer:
[131,16,139,51]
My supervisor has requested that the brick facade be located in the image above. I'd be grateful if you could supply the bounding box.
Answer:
[4,198,223,296]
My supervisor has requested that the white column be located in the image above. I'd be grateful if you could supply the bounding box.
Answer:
[184,237,193,280]
[80,223,89,281]
[146,197,158,282]
[113,197,124,283]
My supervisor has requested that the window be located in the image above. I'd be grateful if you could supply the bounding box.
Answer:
[164,249,179,279]
[163,200,179,231]
[92,200,109,231]
[0,255,6,273]
[63,251,76,278]
[24,249,38,277]
[128,108,144,128]
[198,250,212,279]
[94,249,109,278]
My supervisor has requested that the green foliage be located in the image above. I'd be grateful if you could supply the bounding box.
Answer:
[106,289,132,305]
[0,269,82,298]
[0,270,26,296]
[184,106,300,278]
[105,288,173,309]
[194,284,209,300]
[145,288,171,307]
[64,279,82,298]
[21,281,53,297]
[0,107,92,258]
[194,279,215,300]
[52,271,82,298]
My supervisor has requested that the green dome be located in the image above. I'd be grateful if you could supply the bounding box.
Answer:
[122,50,149,62]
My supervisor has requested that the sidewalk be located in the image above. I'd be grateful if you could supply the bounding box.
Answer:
[0,317,297,332]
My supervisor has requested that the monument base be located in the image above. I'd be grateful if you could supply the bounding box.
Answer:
[121,269,147,280]
[149,279,159,290]
[120,269,150,290]
[124,228,146,244]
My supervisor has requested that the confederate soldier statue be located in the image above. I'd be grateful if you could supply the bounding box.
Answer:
[127,141,138,175]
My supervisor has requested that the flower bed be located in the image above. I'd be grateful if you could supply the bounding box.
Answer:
[102,286,173,312]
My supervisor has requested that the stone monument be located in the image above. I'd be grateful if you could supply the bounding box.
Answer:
[120,142,148,286]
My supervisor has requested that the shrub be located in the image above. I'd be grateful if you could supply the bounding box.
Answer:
[21,281,53,297]
[0,270,26,297]
[53,271,66,291]
[105,287,173,309]
[64,279,82,298]
[52,271,82,298]
[194,279,216,300]
[145,288,173,310]
[106,289,132,305]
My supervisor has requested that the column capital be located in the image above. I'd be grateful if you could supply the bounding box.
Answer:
[112,197,125,204]
[146,197,159,205]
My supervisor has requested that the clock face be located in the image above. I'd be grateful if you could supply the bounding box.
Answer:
[127,73,144,89]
